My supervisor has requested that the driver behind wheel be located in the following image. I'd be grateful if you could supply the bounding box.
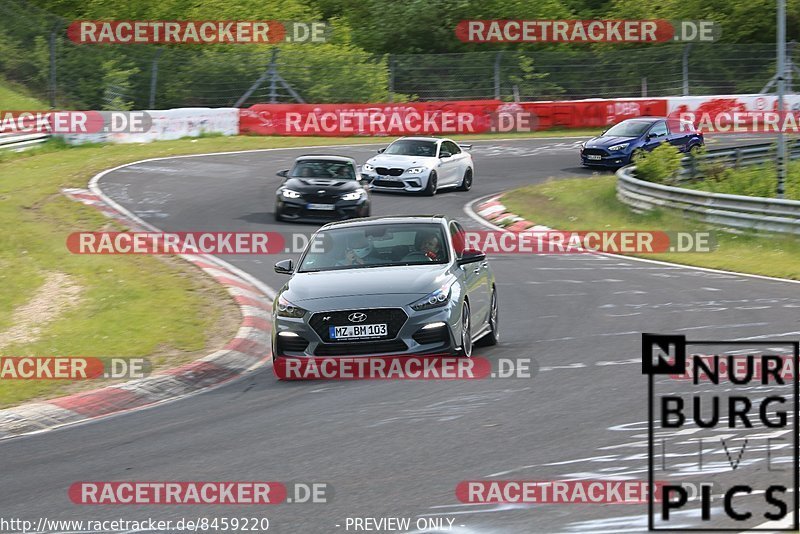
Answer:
[337,234,378,266]
[416,231,442,261]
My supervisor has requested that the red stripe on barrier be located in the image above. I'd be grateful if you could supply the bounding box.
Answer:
[234,295,271,311]
[240,101,502,136]
[213,276,259,293]
[239,98,669,136]
[192,260,220,270]
[242,315,270,330]
[50,388,152,416]
[161,361,241,386]
[67,192,101,202]
[506,220,534,232]
[224,337,269,357]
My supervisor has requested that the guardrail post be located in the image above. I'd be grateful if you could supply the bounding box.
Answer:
[688,152,698,179]
[735,148,742,168]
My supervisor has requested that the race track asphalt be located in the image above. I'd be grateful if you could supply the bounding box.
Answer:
[0,135,796,533]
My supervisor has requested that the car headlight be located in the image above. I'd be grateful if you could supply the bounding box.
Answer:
[281,188,302,199]
[341,188,366,201]
[608,143,630,151]
[406,167,426,175]
[276,294,307,318]
[580,141,586,149]
[410,281,455,311]
[363,163,374,172]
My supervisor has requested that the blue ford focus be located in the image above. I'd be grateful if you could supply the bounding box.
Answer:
[580,117,704,168]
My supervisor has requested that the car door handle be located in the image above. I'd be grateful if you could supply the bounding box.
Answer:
[473,266,481,274]
[480,261,489,269]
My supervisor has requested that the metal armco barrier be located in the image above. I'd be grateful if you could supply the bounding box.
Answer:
[617,142,800,234]
[0,132,50,152]
[679,139,800,179]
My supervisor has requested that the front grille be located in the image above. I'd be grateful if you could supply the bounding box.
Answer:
[277,335,309,353]
[583,148,608,157]
[372,179,405,188]
[412,326,449,345]
[309,308,408,342]
[375,167,404,176]
[315,339,408,356]
[305,192,340,203]
[300,207,341,220]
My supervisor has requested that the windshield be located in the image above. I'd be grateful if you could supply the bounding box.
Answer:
[290,159,356,179]
[383,140,437,157]
[298,223,449,272]
[602,121,652,138]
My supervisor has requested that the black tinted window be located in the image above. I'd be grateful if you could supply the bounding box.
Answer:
[384,140,437,157]
[291,160,356,179]
[649,122,668,137]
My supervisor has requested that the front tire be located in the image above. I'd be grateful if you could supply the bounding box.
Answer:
[479,288,499,346]
[457,168,473,191]
[274,208,284,222]
[459,301,472,357]
[423,171,438,196]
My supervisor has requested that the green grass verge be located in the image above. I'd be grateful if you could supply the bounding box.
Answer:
[0,77,48,109]
[502,175,800,280]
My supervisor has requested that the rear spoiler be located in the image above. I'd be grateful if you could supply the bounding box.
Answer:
[458,144,473,150]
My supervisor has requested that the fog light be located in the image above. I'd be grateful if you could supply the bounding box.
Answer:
[422,322,447,330]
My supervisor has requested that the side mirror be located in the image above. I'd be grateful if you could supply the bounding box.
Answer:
[377,148,385,154]
[440,151,452,158]
[457,248,486,265]
[276,169,289,177]
[274,259,294,275]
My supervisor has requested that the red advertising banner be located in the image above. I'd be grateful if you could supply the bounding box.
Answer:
[666,94,800,134]
[238,99,669,136]
[520,99,668,130]
[240,101,501,136]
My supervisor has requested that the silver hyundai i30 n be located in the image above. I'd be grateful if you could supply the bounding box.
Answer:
[271,216,498,363]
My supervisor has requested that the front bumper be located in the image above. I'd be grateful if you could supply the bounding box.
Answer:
[272,304,459,358]
[276,197,369,222]
[361,171,429,193]
[580,149,633,168]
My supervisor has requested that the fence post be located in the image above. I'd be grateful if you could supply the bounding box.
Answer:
[388,54,394,103]
[786,40,796,93]
[48,29,57,108]
[641,77,647,97]
[682,43,692,96]
[494,51,503,100]
[234,49,279,108]
[777,0,787,198]
[268,49,278,104]
[148,48,162,109]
